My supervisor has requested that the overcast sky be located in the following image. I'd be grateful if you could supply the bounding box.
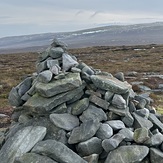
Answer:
[0,0,163,38]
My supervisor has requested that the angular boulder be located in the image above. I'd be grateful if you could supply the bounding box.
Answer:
[0,126,47,163]
[50,113,79,131]
[68,120,100,144]
[91,75,131,94]
[32,139,87,163]
[35,73,82,97]
[14,153,57,163]
[105,145,149,163]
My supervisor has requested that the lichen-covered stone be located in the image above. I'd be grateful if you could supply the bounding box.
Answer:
[35,72,82,97]
[91,75,131,94]
[68,120,100,144]
[32,139,87,163]
[0,126,47,163]
[50,113,79,131]
[14,153,57,163]
[105,145,149,163]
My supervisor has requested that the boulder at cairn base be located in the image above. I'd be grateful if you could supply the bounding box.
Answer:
[91,74,131,94]
[14,153,57,163]
[0,126,47,163]
[32,139,87,163]
[105,145,149,163]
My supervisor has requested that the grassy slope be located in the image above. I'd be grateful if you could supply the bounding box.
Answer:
[0,45,163,117]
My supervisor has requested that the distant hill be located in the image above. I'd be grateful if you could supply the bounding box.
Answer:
[0,22,163,54]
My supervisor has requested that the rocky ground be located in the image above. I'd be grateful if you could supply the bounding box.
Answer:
[0,44,163,130]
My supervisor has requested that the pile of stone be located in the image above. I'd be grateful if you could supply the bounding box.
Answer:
[1,39,163,163]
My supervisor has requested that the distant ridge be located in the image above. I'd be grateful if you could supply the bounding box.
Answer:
[0,22,163,54]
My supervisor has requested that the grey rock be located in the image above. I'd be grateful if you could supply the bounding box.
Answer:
[51,103,67,114]
[85,89,102,97]
[89,95,110,110]
[114,72,124,82]
[145,132,163,146]
[36,60,47,73]
[128,101,136,112]
[112,94,127,109]
[37,70,53,83]
[35,73,82,97]
[71,98,89,115]
[122,91,130,106]
[83,154,99,163]
[0,126,46,163]
[96,123,113,140]
[8,87,24,107]
[62,53,78,71]
[148,113,163,132]
[106,120,125,131]
[108,105,127,117]
[0,132,5,149]
[48,47,64,59]
[14,153,57,163]
[32,139,87,163]
[47,59,59,69]
[38,51,49,62]
[158,84,163,89]
[77,137,102,156]
[119,128,134,141]
[135,108,150,118]
[67,89,84,104]
[82,65,95,75]
[104,91,114,102]
[27,81,37,96]
[18,77,32,97]
[138,85,151,92]
[121,110,134,127]
[51,38,67,49]
[71,67,82,73]
[21,92,31,101]
[68,119,100,144]
[105,145,149,163]
[50,113,79,131]
[133,127,150,143]
[150,148,163,163]
[137,99,147,109]
[24,86,84,112]
[54,72,66,79]
[102,133,125,152]
[132,112,153,130]
[107,111,120,120]
[80,105,107,122]
[91,74,131,94]
[50,65,61,75]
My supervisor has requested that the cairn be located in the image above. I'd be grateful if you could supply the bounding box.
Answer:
[0,39,163,163]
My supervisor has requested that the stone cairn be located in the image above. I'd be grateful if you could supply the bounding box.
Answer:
[0,39,163,163]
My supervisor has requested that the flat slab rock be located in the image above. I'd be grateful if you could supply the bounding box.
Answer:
[68,119,100,144]
[14,153,57,163]
[0,126,47,163]
[50,113,79,131]
[23,86,84,112]
[32,139,87,163]
[91,75,131,94]
[35,72,82,97]
[105,145,149,163]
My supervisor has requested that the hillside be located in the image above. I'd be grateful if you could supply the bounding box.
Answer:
[0,22,163,54]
